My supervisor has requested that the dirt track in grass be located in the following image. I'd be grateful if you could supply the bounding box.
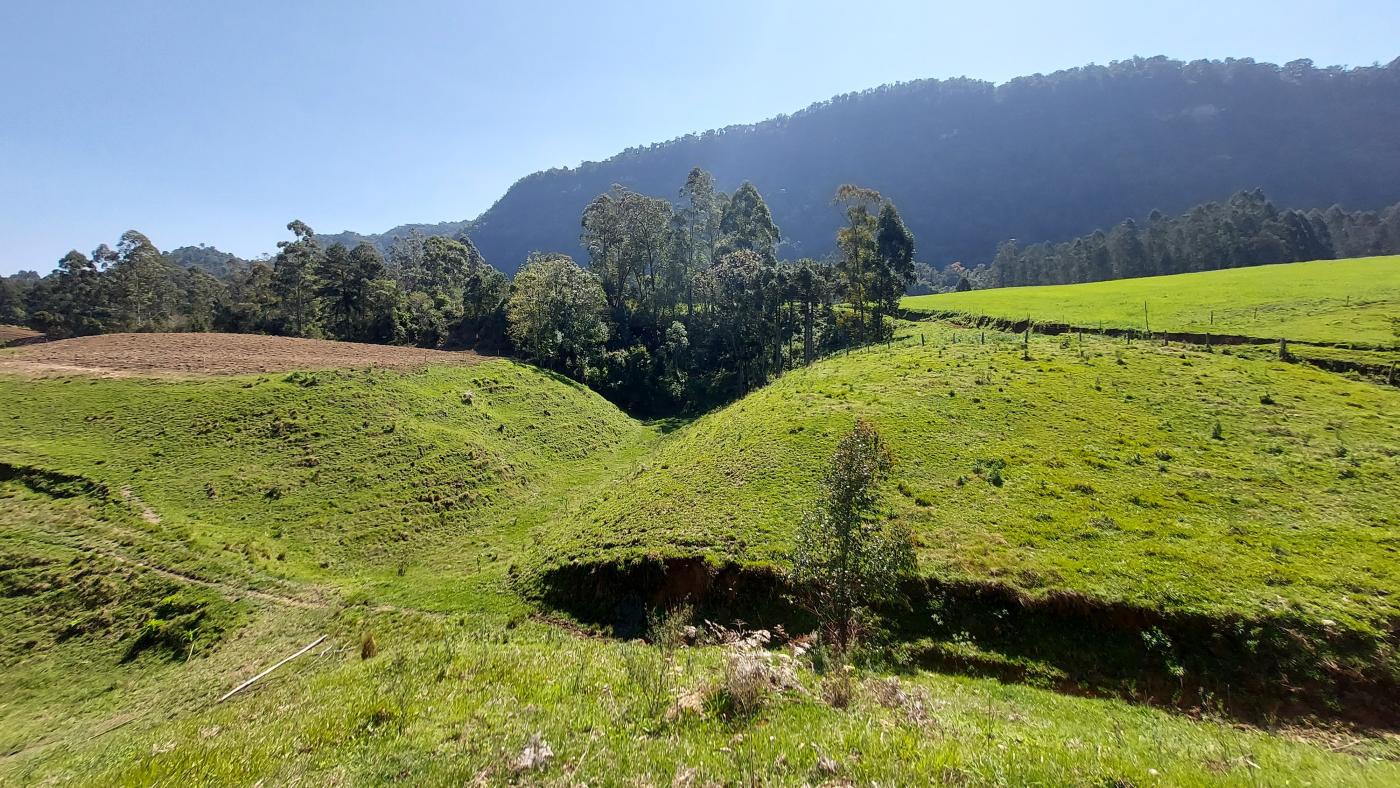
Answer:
[0,332,482,377]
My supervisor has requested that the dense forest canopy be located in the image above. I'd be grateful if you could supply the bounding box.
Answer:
[328,56,1400,274]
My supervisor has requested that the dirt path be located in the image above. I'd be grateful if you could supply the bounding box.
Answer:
[95,548,329,611]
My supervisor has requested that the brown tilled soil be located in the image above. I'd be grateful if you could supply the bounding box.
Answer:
[0,332,482,377]
[0,324,41,347]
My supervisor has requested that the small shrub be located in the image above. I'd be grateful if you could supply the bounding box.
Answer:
[1087,514,1119,531]
[360,631,378,659]
[1211,420,1224,440]
[622,645,671,722]
[820,669,855,709]
[703,628,796,719]
[125,590,240,662]
[646,602,694,651]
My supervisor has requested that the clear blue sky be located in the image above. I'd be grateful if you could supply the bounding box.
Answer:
[2,0,1397,275]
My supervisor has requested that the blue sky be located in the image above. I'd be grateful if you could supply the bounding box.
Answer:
[2,0,1397,275]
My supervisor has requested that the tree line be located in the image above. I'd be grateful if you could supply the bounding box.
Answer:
[1,224,511,352]
[979,190,1400,288]
[0,169,916,415]
[497,171,915,413]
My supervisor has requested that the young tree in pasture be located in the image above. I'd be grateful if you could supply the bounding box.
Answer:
[507,253,609,380]
[789,419,916,656]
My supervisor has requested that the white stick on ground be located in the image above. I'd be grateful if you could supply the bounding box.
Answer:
[216,635,328,704]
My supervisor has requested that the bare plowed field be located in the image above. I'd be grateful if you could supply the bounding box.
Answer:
[0,325,41,347]
[0,333,481,376]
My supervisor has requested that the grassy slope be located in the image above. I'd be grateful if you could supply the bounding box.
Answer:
[547,325,1400,639]
[3,348,1398,783]
[21,620,1399,786]
[0,361,655,767]
[0,361,651,614]
[902,256,1400,347]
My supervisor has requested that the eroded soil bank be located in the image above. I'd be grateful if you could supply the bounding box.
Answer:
[534,555,1400,729]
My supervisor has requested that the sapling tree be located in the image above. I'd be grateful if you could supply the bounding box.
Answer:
[789,419,916,657]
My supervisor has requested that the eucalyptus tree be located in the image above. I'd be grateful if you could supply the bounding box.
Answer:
[109,230,179,332]
[718,182,781,262]
[272,220,324,337]
[833,184,882,336]
[675,167,726,316]
[582,185,676,337]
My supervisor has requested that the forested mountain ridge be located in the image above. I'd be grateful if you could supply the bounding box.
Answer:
[335,56,1400,273]
[316,219,472,255]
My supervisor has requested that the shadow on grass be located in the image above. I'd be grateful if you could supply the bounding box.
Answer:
[531,554,1400,732]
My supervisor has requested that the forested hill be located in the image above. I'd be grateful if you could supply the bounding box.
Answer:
[337,56,1400,274]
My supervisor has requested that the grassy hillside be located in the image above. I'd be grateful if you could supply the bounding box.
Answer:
[0,358,656,764]
[903,256,1400,347]
[548,326,1398,628]
[3,335,1399,782]
[0,360,651,613]
[537,323,1400,718]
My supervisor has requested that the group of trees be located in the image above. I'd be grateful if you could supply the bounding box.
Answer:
[3,223,510,350]
[6,231,205,337]
[500,170,916,412]
[1,169,915,416]
[981,190,1400,288]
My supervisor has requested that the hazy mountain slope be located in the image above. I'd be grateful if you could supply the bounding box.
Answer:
[337,56,1400,274]
[316,219,473,256]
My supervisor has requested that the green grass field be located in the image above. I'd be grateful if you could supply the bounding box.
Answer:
[3,297,1399,782]
[552,325,1398,627]
[537,324,1400,711]
[903,256,1400,348]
